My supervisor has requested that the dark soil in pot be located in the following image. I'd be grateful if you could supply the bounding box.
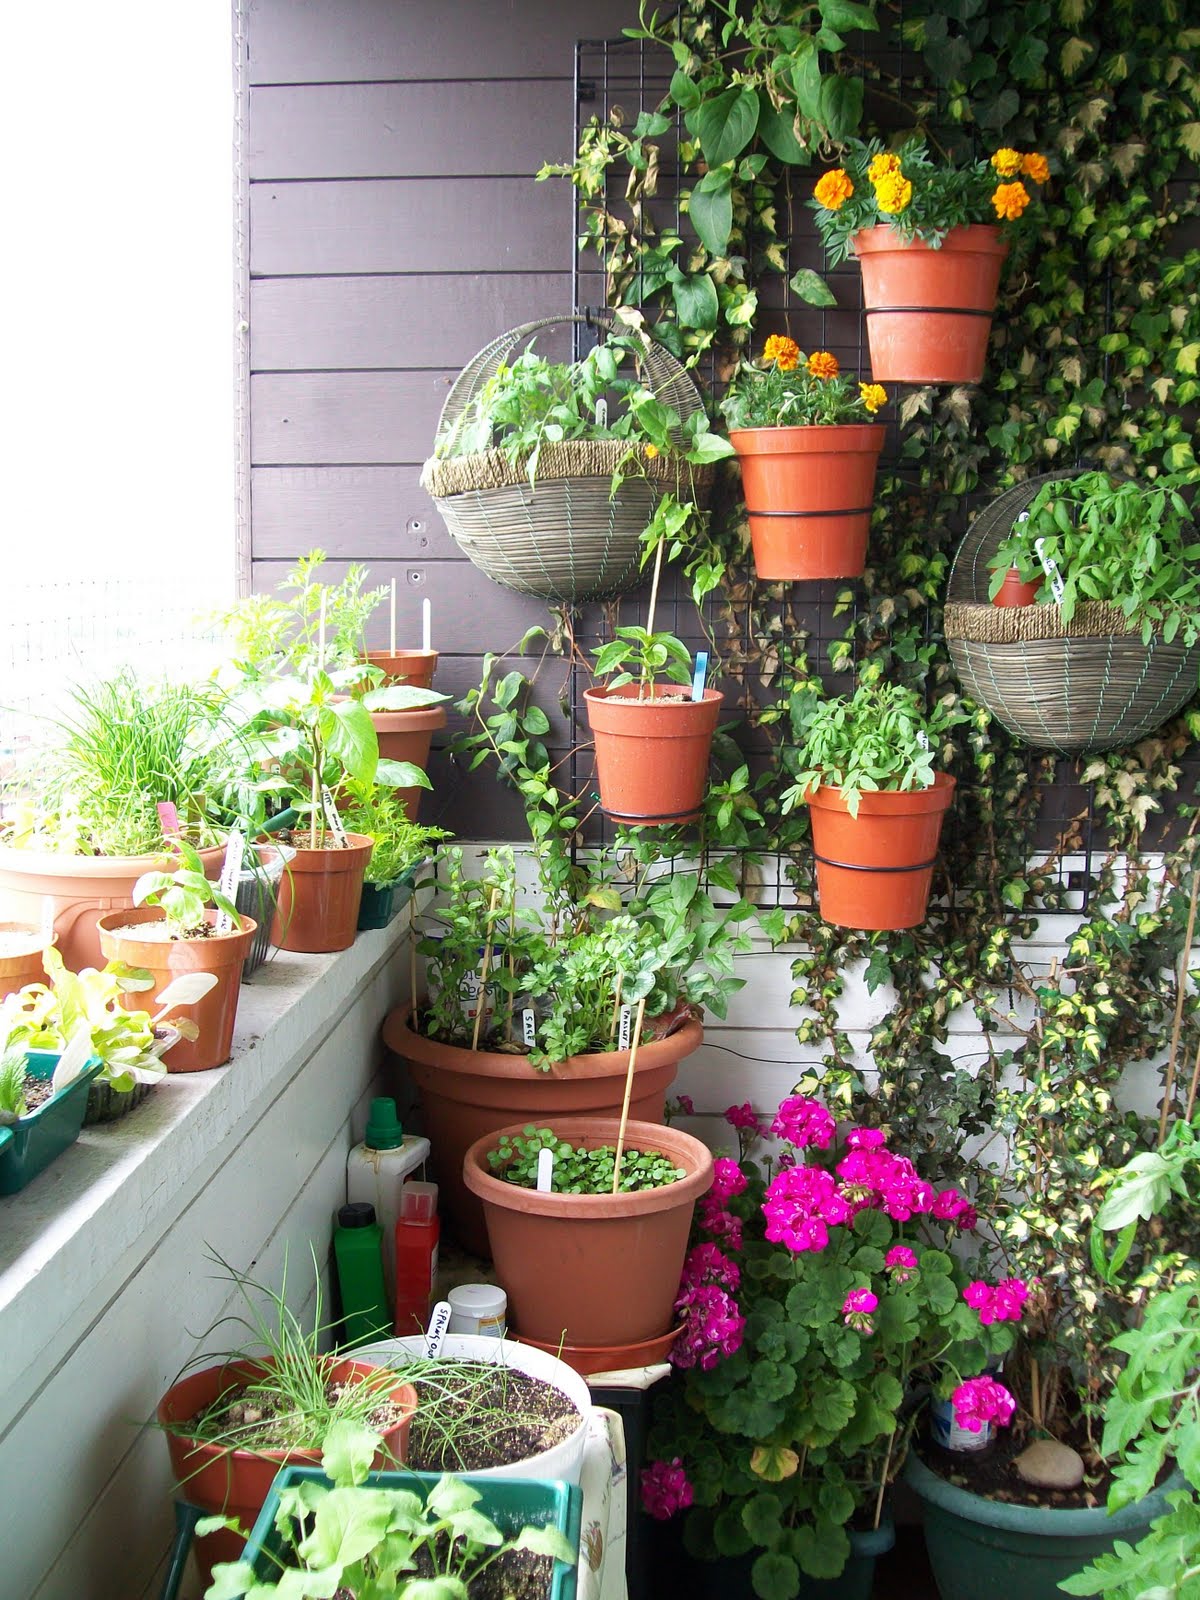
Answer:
[402,1360,581,1473]
[18,1078,55,1114]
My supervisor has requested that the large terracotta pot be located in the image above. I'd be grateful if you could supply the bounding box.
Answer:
[729,424,887,580]
[583,685,722,827]
[0,842,227,974]
[462,1116,713,1347]
[383,1005,703,1255]
[853,224,1009,384]
[807,773,956,931]
[0,923,49,999]
[371,704,447,822]
[158,1357,417,1590]
[270,832,372,954]
[96,907,255,1071]
[366,648,438,690]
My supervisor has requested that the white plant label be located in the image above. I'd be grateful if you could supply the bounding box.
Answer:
[320,786,350,845]
[522,1008,537,1047]
[1034,536,1066,603]
[618,1004,632,1051]
[594,397,608,429]
[216,832,246,934]
[536,1147,555,1193]
[424,1299,452,1358]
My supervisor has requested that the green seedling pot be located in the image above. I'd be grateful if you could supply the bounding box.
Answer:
[0,1049,103,1195]
[357,864,421,930]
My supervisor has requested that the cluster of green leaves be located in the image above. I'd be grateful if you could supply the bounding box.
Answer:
[721,349,884,429]
[340,776,447,889]
[132,839,240,938]
[592,624,694,692]
[0,1043,30,1119]
[487,1124,686,1193]
[212,548,386,682]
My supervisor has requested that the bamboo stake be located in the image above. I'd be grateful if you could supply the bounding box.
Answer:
[1183,1037,1200,1125]
[310,737,321,852]
[611,995,647,1194]
[872,1430,896,1531]
[1159,867,1199,1145]
[608,971,624,1042]
[409,893,419,1030]
[644,536,666,643]
[470,888,501,1052]
[505,880,517,1044]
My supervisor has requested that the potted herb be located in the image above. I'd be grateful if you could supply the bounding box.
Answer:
[339,778,448,931]
[0,1020,101,1194]
[720,338,888,580]
[810,138,1050,383]
[781,674,965,930]
[462,1116,714,1352]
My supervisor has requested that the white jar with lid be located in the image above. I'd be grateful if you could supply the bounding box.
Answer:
[447,1283,507,1338]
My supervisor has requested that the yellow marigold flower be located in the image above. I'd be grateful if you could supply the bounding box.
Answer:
[868,151,902,183]
[874,172,913,215]
[1021,151,1050,185]
[859,382,888,413]
[992,181,1031,221]
[763,334,801,371]
[990,148,1023,178]
[644,443,660,459]
[807,350,840,380]
[814,168,854,210]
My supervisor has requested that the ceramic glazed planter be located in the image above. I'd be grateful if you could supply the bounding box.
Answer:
[905,1452,1181,1600]
[807,773,956,931]
[157,1358,418,1591]
[382,1004,703,1255]
[96,907,255,1072]
[365,648,439,690]
[462,1116,714,1349]
[0,1049,104,1195]
[584,685,723,827]
[729,424,887,580]
[853,224,1009,384]
[0,922,48,999]
[370,703,447,822]
[269,832,372,953]
[991,567,1041,607]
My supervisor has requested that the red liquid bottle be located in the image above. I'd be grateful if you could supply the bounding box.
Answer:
[393,1180,440,1336]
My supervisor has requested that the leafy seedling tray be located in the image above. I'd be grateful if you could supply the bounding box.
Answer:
[0,1049,103,1196]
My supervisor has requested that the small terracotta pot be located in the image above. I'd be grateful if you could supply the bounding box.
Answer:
[584,685,722,827]
[0,922,49,999]
[853,224,1009,384]
[991,567,1041,607]
[729,423,887,580]
[383,1005,703,1255]
[807,773,956,931]
[463,1117,713,1348]
[96,907,255,1071]
[157,1357,417,1591]
[371,704,447,822]
[365,648,439,690]
[270,832,372,953]
[516,1323,684,1378]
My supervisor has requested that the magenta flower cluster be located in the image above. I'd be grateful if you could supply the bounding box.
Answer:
[964,1278,1030,1324]
[770,1094,836,1150]
[725,1101,768,1136]
[885,1245,918,1282]
[842,1288,878,1332]
[641,1457,694,1520]
[762,1164,853,1253]
[672,1243,745,1370]
[951,1375,1017,1433]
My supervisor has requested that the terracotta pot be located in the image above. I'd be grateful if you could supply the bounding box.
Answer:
[729,424,887,580]
[382,1005,703,1255]
[516,1323,684,1378]
[991,567,1041,607]
[270,832,372,953]
[371,704,447,822]
[157,1357,417,1590]
[853,224,1009,384]
[583,685,722,827]
[0,922,49,999]
[0,842,227,974]
[807,773,956,931]
[96,907,255,1071]
[462,1116,713,1347]
[365,648,439,690]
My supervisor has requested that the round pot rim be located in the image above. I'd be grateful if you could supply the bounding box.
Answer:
[366,648,439,664]
[461,1115,714,1218]
[728,422,889,450]
[280,831,374,864]
[384,1004,704,1082]
[584,684,724,709]
[0,920,50,955]
[808,770,957,817]
[369,705,448,732]
[96,905,257,949]
[0,840,227,880]
[853,222,1009,257]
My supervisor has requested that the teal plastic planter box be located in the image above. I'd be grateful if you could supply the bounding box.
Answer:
[357,862,422,930]
[0,1049,103,1195]
[240,1466,581,1599]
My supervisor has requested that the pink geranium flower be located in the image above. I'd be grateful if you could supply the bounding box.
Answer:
[770,1095,836,1150]
[641,1458,694,1519]
[952,1375,1016,1433]
[842,1288,878,1332]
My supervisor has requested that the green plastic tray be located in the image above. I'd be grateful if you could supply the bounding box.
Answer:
[357,862,422,930]
[0,1049,103,1196]
[241,1465,581,1599]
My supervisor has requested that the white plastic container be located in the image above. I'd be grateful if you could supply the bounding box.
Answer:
[353,1333,591,1486]
[447,1283,507,1338]
[346,1097,430,1302]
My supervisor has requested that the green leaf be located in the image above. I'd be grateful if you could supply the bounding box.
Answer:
[758,103,809,166]
[325,698,378,786]
[672,271,719,331]
[687,86,760,167]
[752,1551,799,1600]
[321,1420,380,1488]
[818,0,879,33]
[789,268,837,307]
[515,1525,577,1564]
[817,74,863,139]
[689,172,734,256]
[669,68,701,111]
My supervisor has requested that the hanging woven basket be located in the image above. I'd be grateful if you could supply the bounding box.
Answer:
[421,313,713,603]
[944,472,1200,754]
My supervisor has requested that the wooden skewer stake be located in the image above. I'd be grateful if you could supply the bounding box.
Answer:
[409,894,419,1031]
[389,578,397,655]
[1183,1036,1200,1126]
[470,888,501,1052]
[611,995,647,1194]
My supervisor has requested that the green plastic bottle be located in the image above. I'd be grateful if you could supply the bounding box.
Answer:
[333,1201,390,1348]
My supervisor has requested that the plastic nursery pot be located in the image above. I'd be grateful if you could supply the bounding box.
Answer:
[269,831,373,954]
[462,1116,714,1349]
[0,842,227,975]
[0,921,49,999]
[83,1077,155,1126]
[96,907,255,1072]
[991,567,1042,607]
[583,685,723,827]
[370,703,447,822]
[853,224,1009,384]
[382,1004,703,1256]
[353,1332,593,1485]
[0,1049,104,1195]
[515,1322,684,1380]
[905,1452,1183,1600]
[234,842,295,979]
[807,773,956,932]
[365,648,439,690]
[728,424,887,581]
[157,1357,418,1592]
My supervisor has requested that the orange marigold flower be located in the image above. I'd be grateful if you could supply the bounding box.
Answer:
[644,443,660,459]
[992,181,1031,221]
[1021,151,1050,185]
[859,382,888,413]
[868,151,902,183]
[807,350,840,380]
[990,148,1023,178]
[874,172,913,215]
[763,334,801,371]
[814,168,854,210]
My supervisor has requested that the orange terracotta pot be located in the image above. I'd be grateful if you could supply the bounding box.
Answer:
[0,922,49,999]
[383,1005,703,1256]
[158,1357,417,1591]
[853,224,1009,384]
[992,567,1041,607]
[0,842,227,974]
[270,832,372,953]
[584,685,722,827]
[365,648,439,690]
[807,773,956,931]
[371,704,447,822]
[96,907,255,1071]
[729,424,887,580]
[516,1323,684,1378]
[462,1117,713,1348]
